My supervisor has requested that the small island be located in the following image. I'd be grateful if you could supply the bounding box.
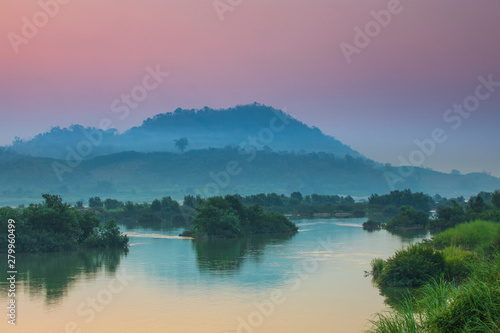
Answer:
[180,195,298,238]
[0,194,129,253]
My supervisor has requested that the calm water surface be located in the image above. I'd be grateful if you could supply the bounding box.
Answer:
[0,218,428,333]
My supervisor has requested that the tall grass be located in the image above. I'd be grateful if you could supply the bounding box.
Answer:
[432,220,500,251]
[441,246,476,280]
[367,293,423,333]
[426,255,500,332]
[367,258,500,332]
[367,220,500,333]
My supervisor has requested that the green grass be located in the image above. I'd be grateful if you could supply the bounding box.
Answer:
[366,219,500,333]
[367,258,500,332]
[426,255,500,332]
[367,288,425,333]
[432,220,500,252]
[441,246,477,280]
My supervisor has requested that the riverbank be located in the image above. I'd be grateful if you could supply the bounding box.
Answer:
[366,219,500,332]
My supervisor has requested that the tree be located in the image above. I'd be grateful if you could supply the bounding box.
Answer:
[174,137,189,153]
[433,201,465,229]
[290,191,303,202]
[125,201,135,211]
[42,193,64,208]
[89,197,103,208]
[181,195,298,238]
[343,195,355,204]
[467,194,485,213]
[161,196,179,211]
[385,206,429,230]
[104,198,123,210]
[491,191,500,209]
[8,194,129,252]
[184,195,197,209]
[151,199,162,212]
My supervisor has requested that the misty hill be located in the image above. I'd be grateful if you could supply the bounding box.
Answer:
[6,104,363,159]
[1,148,499,206]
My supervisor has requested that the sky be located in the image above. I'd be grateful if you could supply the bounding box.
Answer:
[1,0,499,176]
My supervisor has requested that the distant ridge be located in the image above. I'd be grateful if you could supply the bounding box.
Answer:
[1,149,499,206]
[2,103,499,206]
[5,104,364,160]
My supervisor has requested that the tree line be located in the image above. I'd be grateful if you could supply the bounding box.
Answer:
[0,194,128,253]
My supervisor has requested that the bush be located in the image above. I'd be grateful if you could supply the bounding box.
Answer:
[370,258,385,278]
[379,243,445,287]
[363,220,382,230]
[83,219,129,249]
[368,257,500,333]
[441,246,476,280]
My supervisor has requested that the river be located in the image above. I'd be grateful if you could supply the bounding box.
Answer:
[0,218,428,333]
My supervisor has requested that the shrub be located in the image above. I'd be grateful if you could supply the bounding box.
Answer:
[379,243,445,287]
[83,219,129,249]
[441,246,477,280]
[363,220,382,230]
[370,258,385,278]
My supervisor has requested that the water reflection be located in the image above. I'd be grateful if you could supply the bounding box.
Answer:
[192,234,295,274]
[376,284,419,310]
[385,228,431,242]
[0,249,127,305]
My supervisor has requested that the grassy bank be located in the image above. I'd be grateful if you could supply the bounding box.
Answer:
[367,220,500,332]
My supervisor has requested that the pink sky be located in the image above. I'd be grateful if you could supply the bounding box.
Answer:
[1,0,500,176]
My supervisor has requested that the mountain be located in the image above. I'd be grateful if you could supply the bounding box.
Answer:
[1,148,499,206]
[6,104,364,160]
[2,103,499,206]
